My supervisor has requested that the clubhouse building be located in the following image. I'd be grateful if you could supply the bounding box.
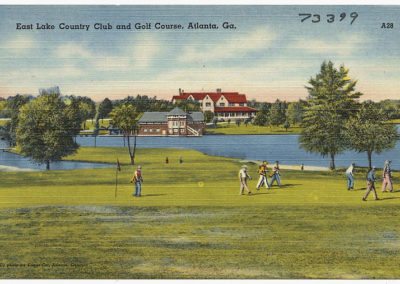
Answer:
[138,107,205,136]
[172,89,257,120]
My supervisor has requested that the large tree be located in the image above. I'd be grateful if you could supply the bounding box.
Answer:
[98,98,113,121]
[16,91,81,170]
[3,94,32,146]
[110,104,141,165]
[269,99,287,126]
[346,101,398,169]
[253,103,270,126]
[286,101,304,125]
[300,61,361,169]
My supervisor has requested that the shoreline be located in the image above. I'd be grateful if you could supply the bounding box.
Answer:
[0,165,38,172]
[239,159,330,172]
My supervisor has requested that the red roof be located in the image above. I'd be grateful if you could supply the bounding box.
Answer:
[214,107,258,113]
[173,92,248,104]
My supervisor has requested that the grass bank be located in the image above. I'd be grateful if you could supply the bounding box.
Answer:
[0,147,399,278]
[206,123,302,135]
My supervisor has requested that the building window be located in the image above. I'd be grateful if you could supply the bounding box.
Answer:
[205,102,211,107]
[149,129,153,132]
[156,129,160,132]
[219,103,225,107]
[180,121,185,126]
[239,103,244,106]
[180,129,185,134]
[229,103,234,107]
[144,129,148,132]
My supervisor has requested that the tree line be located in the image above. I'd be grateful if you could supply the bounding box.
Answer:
[0,61,399,170]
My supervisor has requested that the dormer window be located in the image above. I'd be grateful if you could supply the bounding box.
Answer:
[219,103,225,107]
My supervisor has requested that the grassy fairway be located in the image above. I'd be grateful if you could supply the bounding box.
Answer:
[0,147,399,278]
[206,123,302,135]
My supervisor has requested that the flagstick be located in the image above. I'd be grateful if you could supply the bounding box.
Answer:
[115,167,118,199]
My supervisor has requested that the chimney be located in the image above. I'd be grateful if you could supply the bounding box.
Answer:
[216,88,221,93]
[179,88,182,95]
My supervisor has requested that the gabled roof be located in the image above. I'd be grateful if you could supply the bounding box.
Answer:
[173,92,248,103]
[168,107,187,116]
[138,112,169,123]
[187,112,204,122]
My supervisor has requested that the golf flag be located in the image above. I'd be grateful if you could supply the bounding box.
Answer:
[115,158,120,199]
[116,158,121,171]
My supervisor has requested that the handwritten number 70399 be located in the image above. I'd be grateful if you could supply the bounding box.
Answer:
[299,12,358,24]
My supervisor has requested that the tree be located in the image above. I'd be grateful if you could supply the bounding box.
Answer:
[16,91,81,170]
[203,111,214,123]
[98,98,113,121]
[3,94,32,146]
[212,117,218,128]
[0,99,6,118]
[346,101,398,169]
[286,101,304,125]
[269,99,286,126]
[300,61,361,169]
[253,112,268,126]
[68,96,96,129]
[283,120,290,132]
[110,104,141,165]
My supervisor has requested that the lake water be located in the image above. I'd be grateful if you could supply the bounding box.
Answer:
[76,133,400,170]
[0,140,113,171]
[1,131,399,170]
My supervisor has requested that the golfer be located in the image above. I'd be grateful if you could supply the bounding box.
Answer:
[130,165,143,197]
[363,166,379,201]
[269,161,281,187]
[256,161,270,190]
[345,162,356,190]
[382,160,393,193]
[239,165,252,195]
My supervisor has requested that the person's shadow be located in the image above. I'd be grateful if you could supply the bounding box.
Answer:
[274,183,302,189]
[377,196,400,201]
[140,194,167,197]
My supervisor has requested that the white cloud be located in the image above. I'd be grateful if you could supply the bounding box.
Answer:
[179,27,277,63]
[0,35,38,55]
[130,34,161,68]
[54,43,93,59]
[292,34,369,56]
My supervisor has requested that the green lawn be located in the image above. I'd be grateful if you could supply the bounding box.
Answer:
[0,118,10,126]
[388,119,400,124]
[81,118,111,130]
[0,147,399,278]
[206,123,302,135]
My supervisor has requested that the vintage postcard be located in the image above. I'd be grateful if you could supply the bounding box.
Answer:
[0,4,399,279]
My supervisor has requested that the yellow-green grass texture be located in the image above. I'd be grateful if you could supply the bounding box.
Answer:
[206,122,302,135]
[0,118,10,126]
[81,119,111,130]
[0,147,400,278]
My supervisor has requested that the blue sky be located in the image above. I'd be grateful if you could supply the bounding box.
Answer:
[0,5,399,102]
